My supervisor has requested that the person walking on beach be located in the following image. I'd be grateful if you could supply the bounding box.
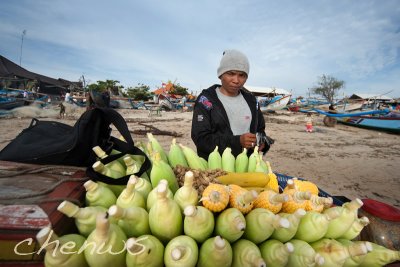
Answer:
[191,49,273,160]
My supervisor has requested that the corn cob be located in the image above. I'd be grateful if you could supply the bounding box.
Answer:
[305,195,333,213]
[208,146,222,170]
[235,148,248,173]
[201,183,230,212]
[292,178,319,195]
[168,138,188,168]
[281,179,312,213]
[228,184,258,214]
[253,190,289,214]
[221,147,235,172]
[179,144,206,170]
[217,172,270,187]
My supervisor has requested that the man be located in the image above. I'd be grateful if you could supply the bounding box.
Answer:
[191,49,273,160]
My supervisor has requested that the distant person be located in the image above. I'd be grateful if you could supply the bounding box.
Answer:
[191,49,273,160]
[23,90,28,98]
[59,102,66,119]
[65,90,71,103]
[305,113,314,133]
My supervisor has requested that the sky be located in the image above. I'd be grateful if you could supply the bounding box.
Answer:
[1,0,399,98]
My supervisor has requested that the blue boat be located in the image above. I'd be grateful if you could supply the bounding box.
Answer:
[310,108,400,133]
[0,97,26,110]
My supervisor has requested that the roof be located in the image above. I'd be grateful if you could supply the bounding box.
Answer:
[0,55,71,88]
[245,86,291,97]
[349,93,393,101]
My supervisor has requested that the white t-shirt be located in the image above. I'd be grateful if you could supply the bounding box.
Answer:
[216,87,252,135]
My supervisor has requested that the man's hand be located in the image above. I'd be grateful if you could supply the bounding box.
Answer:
[240,133,257,149]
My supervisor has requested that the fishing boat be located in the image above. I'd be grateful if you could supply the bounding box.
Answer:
[0,97,27,110]
[259,94,291,111]
[336,112,400,133]
[311,108,400,133]
[246,86,291,112]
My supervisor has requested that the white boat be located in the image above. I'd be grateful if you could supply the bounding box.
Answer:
[246,86,291,111]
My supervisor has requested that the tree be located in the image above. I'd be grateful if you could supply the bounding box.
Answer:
[170,83,189,96]
[311,75,345,104]
[126,83,153,101]
[88,80,123,96]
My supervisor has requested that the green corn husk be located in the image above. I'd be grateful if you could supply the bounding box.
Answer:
[150,152,179,193]
[197,236,233,267]
[116,175,146,209]
[174,171,199,211]
[208,146,222,170]
[36,226,88,267]
[168,138,188,168]
[147,132,169,163]
[311,238,369,267]
[221,147,235,172]
[214,208,246,243]
[164,235,198,267]
[149,183,182,243]
[57,200,108,237]
[180,144,206,170]
[84,180,116,208]
[259,239,294,267]
[287,239,325,267]
[359,242,400,267]
[271,208,306,242]
[247,146,259,172]
[232,239,266,267]
[126,235,165,267]
[183,205,214,243]
[243,208,290,244]
[108,205,150,238]
[84,213,127,267]
[235,148,248,173]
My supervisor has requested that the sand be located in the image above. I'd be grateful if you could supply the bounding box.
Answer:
[1,104,399,208]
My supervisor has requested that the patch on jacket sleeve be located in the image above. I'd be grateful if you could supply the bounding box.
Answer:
[199,95,212,110]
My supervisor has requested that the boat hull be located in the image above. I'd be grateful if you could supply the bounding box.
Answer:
[259,94,291,111]
[337,115,400,133]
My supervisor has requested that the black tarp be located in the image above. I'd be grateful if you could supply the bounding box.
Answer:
[0,55,77,95]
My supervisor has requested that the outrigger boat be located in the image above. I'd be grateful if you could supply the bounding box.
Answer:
[310,108,400,133]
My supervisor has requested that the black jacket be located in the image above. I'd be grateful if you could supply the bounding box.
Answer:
[191,84,268,159]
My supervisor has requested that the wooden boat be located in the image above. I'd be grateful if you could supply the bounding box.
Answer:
[260,94,291,111]
[336,112,400,133]
[0,161,86,266]
[0,97,27,110]
[311,108,400,133]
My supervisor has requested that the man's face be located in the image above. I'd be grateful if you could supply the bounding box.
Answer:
[219,70,248,96]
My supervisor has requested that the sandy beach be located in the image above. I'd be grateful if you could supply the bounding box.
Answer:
[1,104,399,208]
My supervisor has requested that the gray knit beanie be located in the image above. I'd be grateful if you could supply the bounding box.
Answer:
[217,49,250,77]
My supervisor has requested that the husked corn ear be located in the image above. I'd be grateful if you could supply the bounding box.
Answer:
[266,172,279,193]
[179,144,206,170]
[201,183,230,212]
[247,147,259,172]
[168,138,188,168]
[228,184,257,214]
[235,148,248,173]
[217,172,270,187]
[221,147,235,172]
[281,191,312,214]
[254,190,289,214]
[208,146,222,170]
[292,178,319,195]
[305,195,333,212]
